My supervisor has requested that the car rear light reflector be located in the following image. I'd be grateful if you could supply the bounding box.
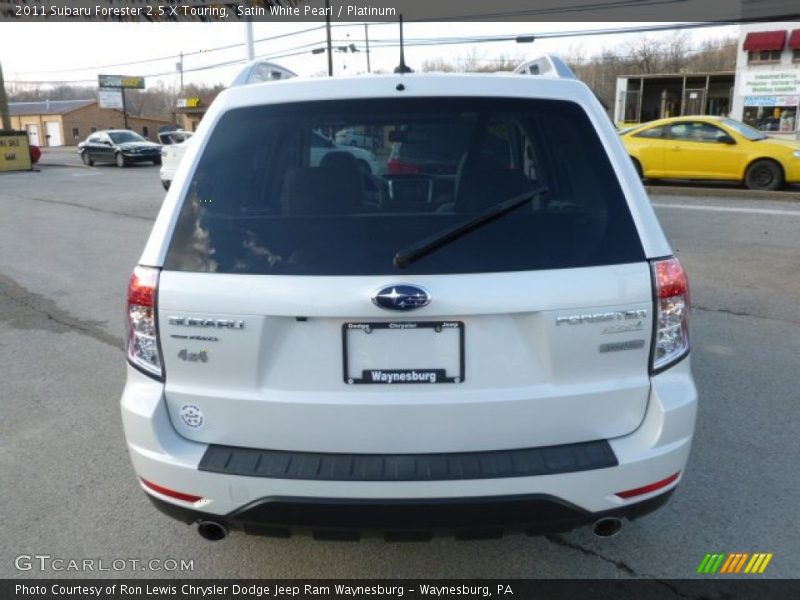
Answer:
[616,472,680,499]
[140,478,202,503]
[127,265,162,378]
[651,257,690,373]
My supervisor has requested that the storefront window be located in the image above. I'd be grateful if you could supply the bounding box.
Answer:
[742,98,799,132]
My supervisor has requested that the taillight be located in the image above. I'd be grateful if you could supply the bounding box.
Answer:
[387,158,419,174]
[127,265,162,379]
[140,478,202,503]
[616,472,680,499]
[650,257,690,373]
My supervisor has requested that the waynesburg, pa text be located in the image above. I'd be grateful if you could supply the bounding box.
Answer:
[14,583,513,597]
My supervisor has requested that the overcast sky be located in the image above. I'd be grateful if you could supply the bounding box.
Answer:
[1,21,739,91]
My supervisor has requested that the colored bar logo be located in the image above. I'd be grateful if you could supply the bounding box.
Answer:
[697,553,773,574]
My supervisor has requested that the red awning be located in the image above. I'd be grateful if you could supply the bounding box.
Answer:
[743,30,787,52]
[789,30,800,50]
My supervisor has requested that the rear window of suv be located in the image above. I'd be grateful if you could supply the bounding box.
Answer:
[164,97,644,275]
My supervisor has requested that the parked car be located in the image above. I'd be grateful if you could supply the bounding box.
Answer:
[158,130,194,146]
[78,130,162,168]
[334,128,375,148]
[156,59,295,188]
[387,122,510,175]
[311,131,380,175]
[159,133,194,190]
[122,57,695,541]
[620,115,800,191]
[29,144,41,164]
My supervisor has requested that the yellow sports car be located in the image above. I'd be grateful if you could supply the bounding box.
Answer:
[620,116,800,191]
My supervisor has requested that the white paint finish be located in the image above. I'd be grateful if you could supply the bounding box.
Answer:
[157,264,654,452]
[157,263,654,316]
[120,364,695,515]
[120,72,695,517]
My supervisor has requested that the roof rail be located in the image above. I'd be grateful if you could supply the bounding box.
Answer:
[231,60,298,86]
[513,55,577,80]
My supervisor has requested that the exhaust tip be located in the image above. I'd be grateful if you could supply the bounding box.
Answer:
[592,517,622,538]
[197,521,228,541]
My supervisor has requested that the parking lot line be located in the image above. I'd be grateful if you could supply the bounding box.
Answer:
[652,203,800,217]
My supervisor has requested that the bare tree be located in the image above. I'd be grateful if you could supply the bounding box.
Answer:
[625,36,666,74]
[472,54,524,73]
[688,37,737,72]
[419,58,458,72]
[419,51,524,73]
[661,31,692,74]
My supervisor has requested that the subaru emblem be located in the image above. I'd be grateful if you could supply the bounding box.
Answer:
[372,285,431,311]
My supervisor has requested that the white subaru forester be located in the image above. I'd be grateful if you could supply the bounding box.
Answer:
[121,57,696,542]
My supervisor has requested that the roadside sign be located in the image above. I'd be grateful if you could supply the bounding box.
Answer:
[98,89,123,109]
[0,133,32,172]
[97,74,143,130]
[98,74,145,89]
[176,97,201,108]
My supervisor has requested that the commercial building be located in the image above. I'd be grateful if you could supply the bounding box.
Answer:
[172,94,220,132]
[730,22,800,137]
[614,71,735,124]
[8,99,170,146]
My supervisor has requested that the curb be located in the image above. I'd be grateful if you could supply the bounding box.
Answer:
[646,185,800,202]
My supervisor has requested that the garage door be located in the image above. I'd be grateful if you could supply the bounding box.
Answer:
[45,121,62,147]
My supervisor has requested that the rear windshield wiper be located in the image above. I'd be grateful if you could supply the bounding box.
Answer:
[393,184,549,269]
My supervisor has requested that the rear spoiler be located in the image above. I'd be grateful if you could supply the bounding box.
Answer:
[231,60,297,86]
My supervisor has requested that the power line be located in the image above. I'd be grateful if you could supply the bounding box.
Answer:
[363,22,732,48]
[6,22,738,85]
[11,20,732,79]
[399,0,711,22]
[14,25,329,76]
[6,38,350,85]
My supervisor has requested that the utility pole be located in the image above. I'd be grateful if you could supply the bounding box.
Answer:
[0,62,11,132]
[325,0,333,76]
[121,88,129,130]
[174,52,184,130]
[244,0,255,60]
[178,51,184,93]
[245,22,255,61]
[364,24,371,73]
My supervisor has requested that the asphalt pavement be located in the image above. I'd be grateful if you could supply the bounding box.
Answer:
[0,164,798,580]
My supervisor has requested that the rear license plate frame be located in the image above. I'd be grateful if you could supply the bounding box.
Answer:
[342,321,465,384]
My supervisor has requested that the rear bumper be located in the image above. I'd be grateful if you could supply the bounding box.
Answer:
[147,488,675,540]
[121,358,696,534]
